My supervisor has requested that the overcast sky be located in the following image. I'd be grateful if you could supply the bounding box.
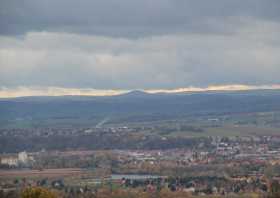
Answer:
[1,0,280,94]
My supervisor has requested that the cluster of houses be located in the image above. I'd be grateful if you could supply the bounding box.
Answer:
[0,151,33,167]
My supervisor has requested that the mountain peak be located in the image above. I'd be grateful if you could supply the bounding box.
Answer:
[120,90,149,97]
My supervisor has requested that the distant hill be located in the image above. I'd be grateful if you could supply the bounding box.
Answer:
[1,89,280,128]
[118,90,150,97]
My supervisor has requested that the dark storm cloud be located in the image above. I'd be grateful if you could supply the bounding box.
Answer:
[1,0,280,37]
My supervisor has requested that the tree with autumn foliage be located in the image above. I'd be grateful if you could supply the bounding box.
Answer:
[21,187,57,198]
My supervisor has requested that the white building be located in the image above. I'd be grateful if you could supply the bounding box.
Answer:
[1,156,18,166]
[1,151,32,166]
[18,151,28,164]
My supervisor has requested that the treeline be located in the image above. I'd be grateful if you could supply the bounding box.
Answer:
[0,185,275,198]
[0,134,212,153]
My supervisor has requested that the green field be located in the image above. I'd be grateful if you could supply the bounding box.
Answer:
[168,124,280,137]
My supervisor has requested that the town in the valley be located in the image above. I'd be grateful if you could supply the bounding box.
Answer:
[2,124,280,197]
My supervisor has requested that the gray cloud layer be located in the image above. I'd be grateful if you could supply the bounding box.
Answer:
[1,0,280,36]
[0,1,280,90]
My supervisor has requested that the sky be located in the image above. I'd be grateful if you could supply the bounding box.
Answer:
[1,0,280,96]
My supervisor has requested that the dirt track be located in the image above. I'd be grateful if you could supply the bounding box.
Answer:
[0,168,85,178]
